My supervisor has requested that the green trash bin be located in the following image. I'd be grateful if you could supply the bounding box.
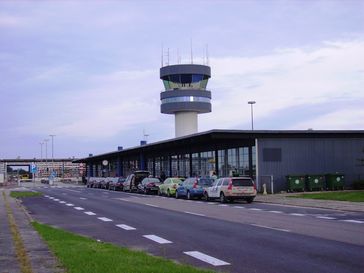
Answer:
[286,175,306,192]
[325,173,345,191]
[306,175,324,191]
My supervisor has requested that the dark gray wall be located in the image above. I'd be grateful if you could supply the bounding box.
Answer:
[257,138,364,192]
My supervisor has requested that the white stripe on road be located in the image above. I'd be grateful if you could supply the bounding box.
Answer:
[184,211,205,217]
[98,217,113,222]
[84,211,96,216]
[44,195,49,197]
[290,213,305,217]
[66,204,74,206]
[208,202,215,205]
[80,197,87,200]
[233,206,245,209]
[340,219,364,224]
[248,208,262,211]
[116,224,136,230]
[74,207,84,210]
[251,224,290,233]
[316,216,336,220]
[218,204,228,207]
[53,199,60,201]
[145,203,159,208]
[268,210,283,214]
[184,251,230,266]
[143,235,172,244]
[59,201,66,204]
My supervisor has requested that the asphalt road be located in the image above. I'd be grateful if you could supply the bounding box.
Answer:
[21,186,364,273]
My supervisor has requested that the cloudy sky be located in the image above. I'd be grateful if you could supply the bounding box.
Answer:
[1,0,363,159]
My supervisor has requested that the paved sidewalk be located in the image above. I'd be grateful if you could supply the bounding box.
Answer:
[0,189,64,273]
[255,193,364,212]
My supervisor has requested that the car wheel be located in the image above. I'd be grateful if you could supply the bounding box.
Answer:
[246,197,254,204]
[167,189,171,197]
[158,189,162,196]
[220,192,226,203]
[203,192,209,201]
[187,191,191,200]
[176,191,179,199]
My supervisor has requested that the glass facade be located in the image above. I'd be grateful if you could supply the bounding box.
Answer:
[161,96,210,104]
[162,74,209,90]
[200,151,215,176]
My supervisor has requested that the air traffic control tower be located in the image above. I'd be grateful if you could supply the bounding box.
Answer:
[160,64,211,137]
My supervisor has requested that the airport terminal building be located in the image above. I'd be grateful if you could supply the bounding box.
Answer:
[76,129,364,192]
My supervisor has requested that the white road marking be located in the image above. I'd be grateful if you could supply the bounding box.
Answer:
[340,220,364,224]
[84,211,96,216]
[116,224,136,230]
[115,198,130,201]
[74,207,84,210]
[251,224,290,233]
[184,251,230,266]
[44,195,49,197]
[218,204,228,207]
[62,188,82,193]
[290,213,305,217]
[184,211,206,217]
[143,235,172,244]
[59,201,66,204]
[79,197,87,200]
[145,203,159,208]
[233,206,245,209]
[53,199,60,201]
[248,208,262,211]
[268,210,283,214]
[316,216,336,220]
[66,204,74,206]
[98,217,113,222]
[208,202,215,205]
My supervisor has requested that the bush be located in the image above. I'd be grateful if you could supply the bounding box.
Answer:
[352,180,364,190]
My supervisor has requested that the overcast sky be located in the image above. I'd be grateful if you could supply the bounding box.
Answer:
[1,0,363,159]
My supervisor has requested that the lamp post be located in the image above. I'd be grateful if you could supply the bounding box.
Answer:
[39,142,44,161]
[44,139,49,175]
[49,134,56,175]
[248,101,256,130]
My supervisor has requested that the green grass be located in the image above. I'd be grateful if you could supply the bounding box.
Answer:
[10,191,42,198]
[290,191,364,202]
[32,222,214,273]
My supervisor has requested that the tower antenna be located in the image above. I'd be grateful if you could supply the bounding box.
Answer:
[190,38,193,64]
[161,43,164,67]
[206,44,209,66]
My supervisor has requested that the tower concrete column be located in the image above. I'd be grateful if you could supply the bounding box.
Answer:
[175,112,198,137]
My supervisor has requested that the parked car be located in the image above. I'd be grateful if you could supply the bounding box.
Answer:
[123,171,150,192]
[86,177,94,188]
[204,176,256,203]
[93,177,104,189]
[176,177,214,199]
[137,177,161,194]
[101,177,112,189]
[158,177,183,197]
[109,177,125,191]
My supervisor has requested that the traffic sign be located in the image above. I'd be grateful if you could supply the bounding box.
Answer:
[31,163,37,174]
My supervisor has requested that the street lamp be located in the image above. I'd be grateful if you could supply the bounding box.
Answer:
[248,101,256,130]
[44,139,49,175]
[49,134,56,175]
[39,142,44,161]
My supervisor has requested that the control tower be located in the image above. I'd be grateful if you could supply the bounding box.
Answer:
[160,64,211,137]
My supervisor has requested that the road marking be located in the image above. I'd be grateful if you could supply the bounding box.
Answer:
[66,203,74,206]
[115,198,130,201]
[251,224,290,233]
[84,211,96,216]
[184,251,230,266]
[233,206,245,209]
[218,204,228,207]
[184,211,206,217]
[98,217,113,222]
[143,235,172,244]
[59,201,66,204]
[316,216,336,220]
[340,220,364,224]
[80,197,87,200]
[44,195,49,197]
[145,203,159,208]
[63,188,82,193]
[290,213,305,217]
[248,208,262,211]
[116,224,136,230]
[208,202,215,205]
[268,210,283,214]
[53,199,60,201]
[74,207,84,210]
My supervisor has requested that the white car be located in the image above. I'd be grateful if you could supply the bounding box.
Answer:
[204,177,257,203]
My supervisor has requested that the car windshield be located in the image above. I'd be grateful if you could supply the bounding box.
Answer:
[198,178,213,186]
[171,178,181,183]
[232,178,254,187]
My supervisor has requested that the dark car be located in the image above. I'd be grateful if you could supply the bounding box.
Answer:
[137,177,161,194]
[176,177,214,199]
[109,177,125,191]
[123,171,150,192]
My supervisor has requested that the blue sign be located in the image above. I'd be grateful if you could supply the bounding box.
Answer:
[31,163,37,174]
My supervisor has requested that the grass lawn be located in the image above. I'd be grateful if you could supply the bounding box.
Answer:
[10,191,42,198]
[32,222,214,273]
[290,191,364,202]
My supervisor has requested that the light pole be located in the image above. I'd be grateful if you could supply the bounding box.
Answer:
[39,142,44,161]
[44,139,49,175]
[248,101,256,130]
[49,134,56,175]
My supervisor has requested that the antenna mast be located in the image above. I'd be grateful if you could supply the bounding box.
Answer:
[190,39,193,64]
